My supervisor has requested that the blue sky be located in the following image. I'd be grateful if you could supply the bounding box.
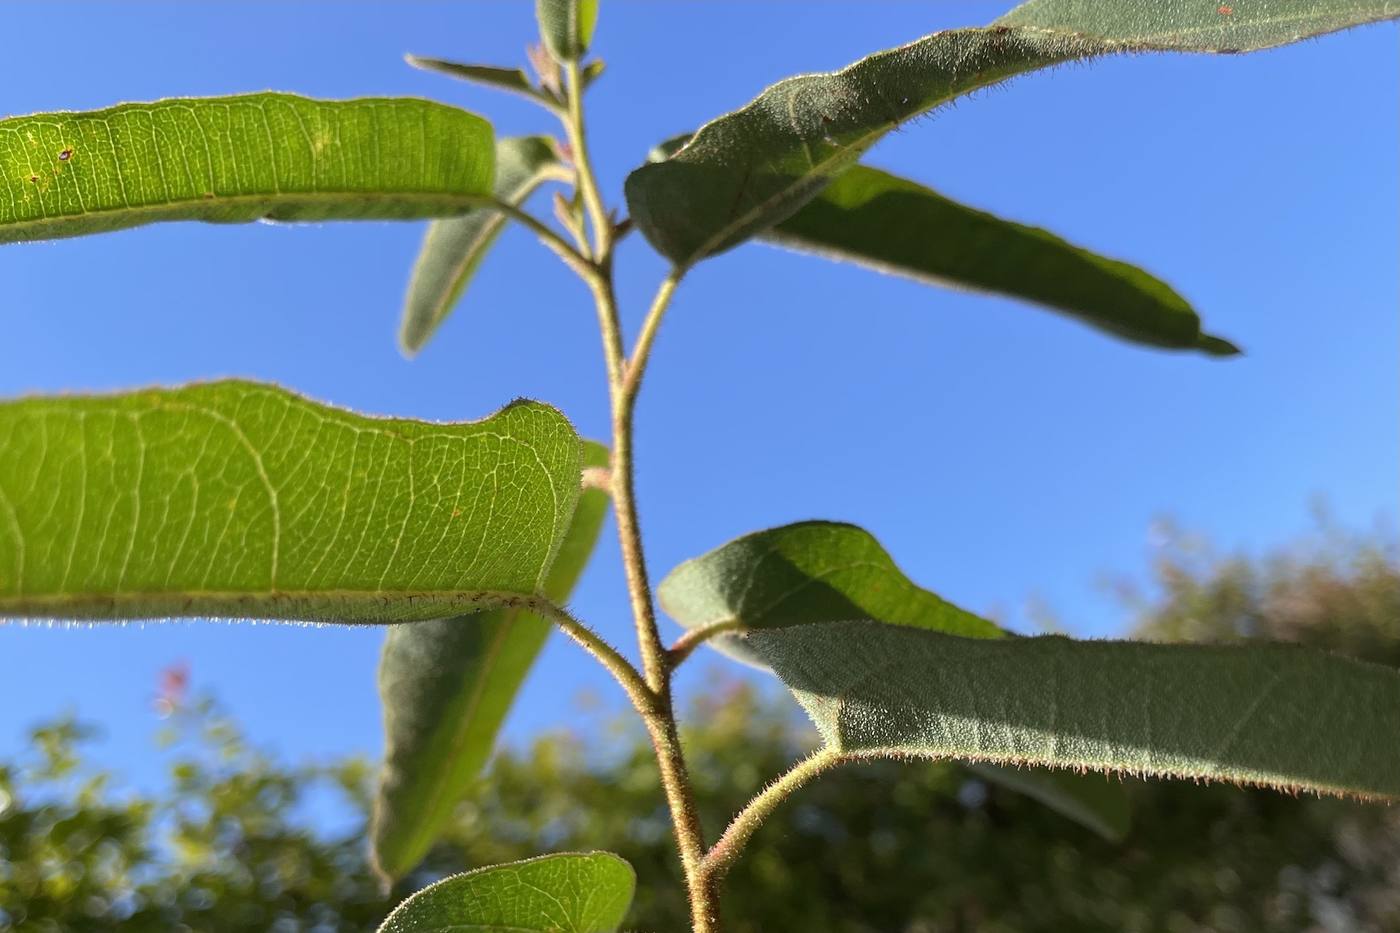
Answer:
[0,3,1395,794]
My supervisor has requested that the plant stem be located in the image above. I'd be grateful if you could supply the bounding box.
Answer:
[560,66,720,932]
[608,272,716,930]
[470,194,592,279]
[700,749,847,887]
[563,60,612,260]
[666,618,744,671]
[524,596,653,716]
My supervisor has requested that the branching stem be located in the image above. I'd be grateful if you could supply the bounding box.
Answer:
[557,63,718,932]
[550,59,846,933]
[523,596,654,716]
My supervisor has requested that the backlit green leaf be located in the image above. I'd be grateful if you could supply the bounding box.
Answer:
[767,165,1238,355]
[658,521,1003,669]
[400,136,565,356]
[371,442,610,881]
[751,621,1400,800]
[0,380,580,624]
[536,0,599,63]
[0,94,494,244]
[625,3,1399,266]
[658,520,1130,837]
[377,852,635,933]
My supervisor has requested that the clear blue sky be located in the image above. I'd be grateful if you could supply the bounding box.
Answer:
[0,3,1395,793]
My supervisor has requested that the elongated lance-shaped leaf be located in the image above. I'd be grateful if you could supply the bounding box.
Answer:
[371,442,609,881]
[996,0,1400,41]
[0,94,494,245]
[658,521,1004,670]
[767,165,1237,355]
[643,136,1231,356]
[403,55,603,116]
[658,520,1130,838]
[536,0,600,63]
[625,2,1400,266]
[0,380,580,624]
[400,136,564,356]
[377,851,635,933]
[406,56,567,113]
[751,621,1400,801]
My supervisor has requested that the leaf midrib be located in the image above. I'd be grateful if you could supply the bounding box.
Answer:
[1,188,501,242]
[2,588,545,610]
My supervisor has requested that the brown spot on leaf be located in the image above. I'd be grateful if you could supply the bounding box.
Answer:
[58,148,73,161]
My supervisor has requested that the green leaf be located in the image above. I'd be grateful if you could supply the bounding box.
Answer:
[996,0,1400,43]
[624,3,1400,266]
[536,0,599,63]
[400,136,564,356]
[751,620,1400,800]
[377,852,635,933]
[0,94,494,245]
[371,442,610,881]
[0,380,581,624]
[767,165,1238,355]
[658,521,1004,669]
[658,520,1131,837]
[966,762,1131,841]
[581,59,607,88]
[405,56,562,111]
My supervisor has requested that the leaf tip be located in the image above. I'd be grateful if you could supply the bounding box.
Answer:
[1196,333,1243,357]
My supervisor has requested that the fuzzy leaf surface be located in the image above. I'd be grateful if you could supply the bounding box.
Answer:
[536,0,599,62]
[625,2,1399,265]
[751,621,1400,800]
[658,521,1003,669]
[0,94,494,244]
[400,136,562,355]
[768,165,1236,354]
[376,852,635,933]
[658,520,1130,836]
[372,443,609,881]
[0,381,580,623]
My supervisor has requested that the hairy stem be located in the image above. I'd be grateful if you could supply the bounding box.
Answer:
[666,618,744,671]
[560,67,719,932]
[700,749,847,887]
[524,596,653,716]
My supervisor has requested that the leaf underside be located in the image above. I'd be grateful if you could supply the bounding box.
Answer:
[658,520,1003,669]
[766,165,1236,354]
[371,442,610,881]
[0,93,494,244]
[751,620,1400,801]
[658,520,1132,835]
[0,380,580,624]
[624,2,1400,267]
[376,851,635,933]
[400,135,562,356]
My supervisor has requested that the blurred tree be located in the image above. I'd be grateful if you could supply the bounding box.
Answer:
[2,520,1396,932]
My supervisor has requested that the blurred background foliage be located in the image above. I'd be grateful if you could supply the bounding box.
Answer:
[2,517,1397,932]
